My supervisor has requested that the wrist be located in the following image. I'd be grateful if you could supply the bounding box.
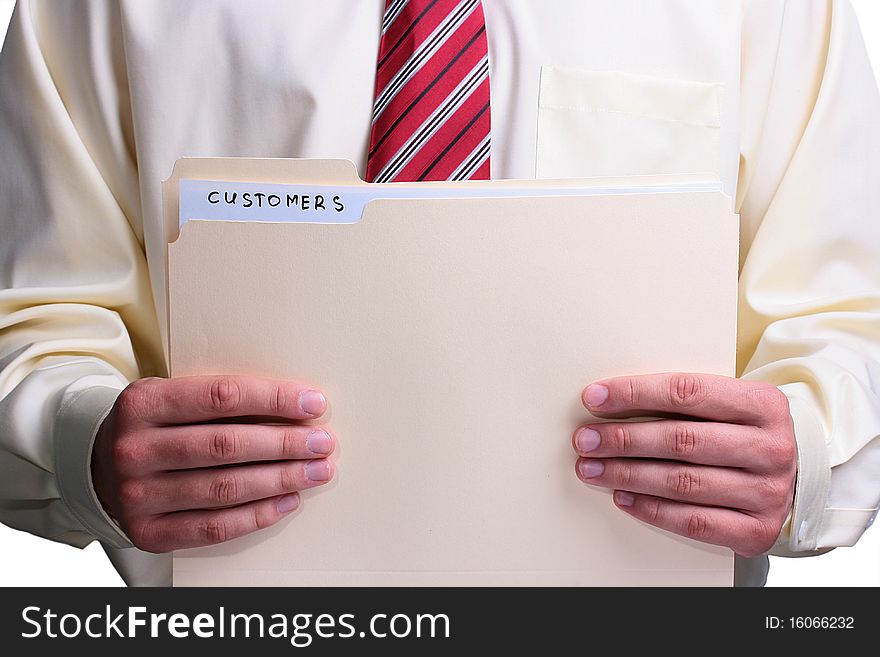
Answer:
[54,384,132,549]
[769,394,830,554]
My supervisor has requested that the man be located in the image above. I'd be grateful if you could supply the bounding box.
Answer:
[1,0,878,587]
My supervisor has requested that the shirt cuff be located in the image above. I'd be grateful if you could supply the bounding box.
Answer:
[53,384,133,550]
[770,394,832,556]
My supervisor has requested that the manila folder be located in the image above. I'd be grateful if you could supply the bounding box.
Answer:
[168,176,738,586]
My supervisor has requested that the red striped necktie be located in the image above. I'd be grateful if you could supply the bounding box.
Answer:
[365,0,491,183]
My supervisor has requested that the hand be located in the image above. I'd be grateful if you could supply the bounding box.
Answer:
[572,372,797,557]
[92,375,336,552]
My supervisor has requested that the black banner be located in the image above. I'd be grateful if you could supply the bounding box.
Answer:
[0,587,869,654]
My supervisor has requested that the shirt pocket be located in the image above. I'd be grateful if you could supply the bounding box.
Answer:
[536,66,724,179]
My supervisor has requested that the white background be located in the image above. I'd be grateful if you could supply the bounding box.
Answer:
[0,0,877,587]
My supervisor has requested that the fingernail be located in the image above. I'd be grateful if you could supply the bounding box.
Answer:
[578,459,605,478]
[575,428,601,453]
[306,429,332,455]
[615,491,635,507]
[584,384,609,408]
[277,493,300,514]
[299,390,326,416]
[304,459,332,482]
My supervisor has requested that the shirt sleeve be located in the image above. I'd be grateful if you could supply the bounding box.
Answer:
[0,0,166,581]
[737,0,880,554]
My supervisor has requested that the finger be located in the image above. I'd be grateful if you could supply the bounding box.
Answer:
[572,420,767,469]
[611,491,778,557]
[141,375,328,424]
[576,457,767,511]
[135,458,335,513]
[582,372,789,425]
[139,493,302,551]
[146,424,335,471]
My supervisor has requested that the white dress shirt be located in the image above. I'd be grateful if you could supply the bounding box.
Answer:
[1,0,878,587]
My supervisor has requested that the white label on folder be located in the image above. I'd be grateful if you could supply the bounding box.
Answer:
[178,179,722,227]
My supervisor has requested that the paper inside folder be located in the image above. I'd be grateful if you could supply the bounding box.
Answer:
[178,178,724,226]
